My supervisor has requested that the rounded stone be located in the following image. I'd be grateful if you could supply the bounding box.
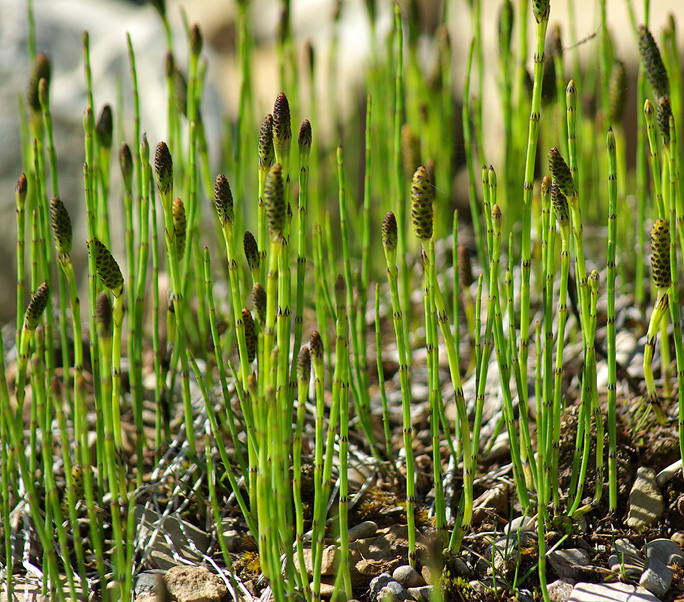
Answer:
[392,565,424,588]
[348,521,378,542]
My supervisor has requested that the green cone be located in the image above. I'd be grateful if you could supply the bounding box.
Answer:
[242,308,256,364]
[27,53,51,113]
[96,291,113,339]
[96,104,113,150]
[243,231,260,272]
[638,24,669,100]
[608,60,627,124]
[657,96,672,145]
[309,331,323,361]
[154,141,173,196]
[264,164,286,239]
[252,283,266,326]
[214,174,234,226]
[551,179,570,226]
[411,166,433,241]
[172,197,187,261]
[119,142,133,190]
[297,346,311,384]
[50,197,73,257]
[88,237,124,296]
[259,114,275,172]
[548,147,575,198]
[24,282,49,331]
[650,218,671,290]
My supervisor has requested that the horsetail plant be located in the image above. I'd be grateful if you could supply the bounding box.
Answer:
[290,119,311,406]
[381,210,416,565]
[87,237,125,451]
[519,0,551,409]
[155,141,196,455]
[293,345,311,598]
[412,165,447,547]
[8,2,684,600]
[666,114,684,465]
[16,282,49,419]
[333,274,353,598]
[49,197,89,481]
[606,128,619,511]
[643,219,671,425]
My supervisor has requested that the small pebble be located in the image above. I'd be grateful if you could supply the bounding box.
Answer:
[222,529,241,553]
[348,521,378,542]
[420,565,434,585]
[133,571,165,597]
[369,574,395,599]
[516,589,534,602]
[656,459,682,487]
[505,515,537,543]
[671,531,684,550]
[407,585,433,602]
[378,581,412,602]
[318,582,336,598]
[451,557,470,577]
[392,565,424,588]
[547,578,575,602]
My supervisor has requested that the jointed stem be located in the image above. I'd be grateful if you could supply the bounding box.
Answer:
[606,128,618,511]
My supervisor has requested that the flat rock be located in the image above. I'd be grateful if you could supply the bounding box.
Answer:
[471,484,508,524]
[392,564,424,588]
[644,538,684,566]
[136,504,209,570]
[639,555,672,598]
[625,467,665,530]
[568,582,661,602]
[165,566,228,602]
[548,548,591,579]
[350,525,416,586]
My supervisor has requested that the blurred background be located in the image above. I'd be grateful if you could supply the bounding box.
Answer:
[1,0,683,323]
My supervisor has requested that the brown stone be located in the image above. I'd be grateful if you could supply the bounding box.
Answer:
[165,566,228,602]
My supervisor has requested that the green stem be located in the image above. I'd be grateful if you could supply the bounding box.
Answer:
[606,128,618,511]
[382,225,416,565]
[519,8,550,409]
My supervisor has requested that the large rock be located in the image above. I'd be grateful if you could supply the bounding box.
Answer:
[625,467,665,530]
[568,582,660,602]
